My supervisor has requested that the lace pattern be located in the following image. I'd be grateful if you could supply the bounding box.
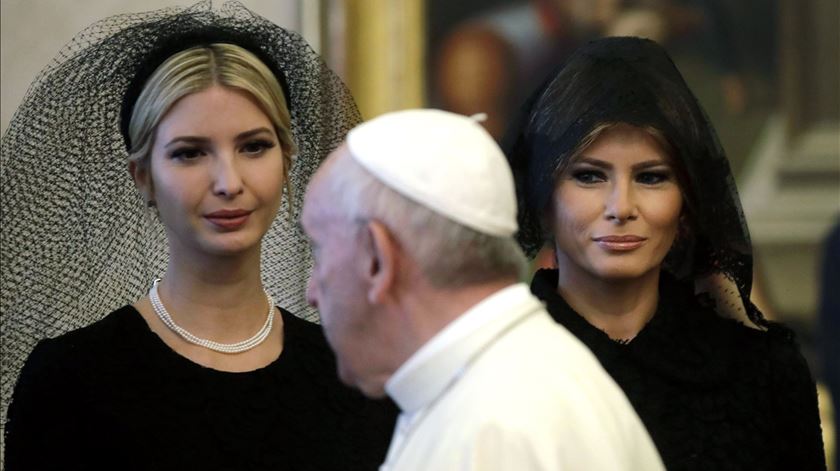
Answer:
[531,269,826,470]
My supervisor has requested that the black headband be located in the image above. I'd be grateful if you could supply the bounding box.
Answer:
[119,26,291,152]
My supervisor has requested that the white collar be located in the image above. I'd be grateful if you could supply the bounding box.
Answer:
[385,283,540,413]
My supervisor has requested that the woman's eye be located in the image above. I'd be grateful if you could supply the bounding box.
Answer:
[571,170,607,184]
[241,140,276,156]
[169,147,204,161]
[636,171,670,185]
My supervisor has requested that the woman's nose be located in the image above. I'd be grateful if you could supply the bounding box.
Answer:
[212,154,244,198]
[604,181,638,222]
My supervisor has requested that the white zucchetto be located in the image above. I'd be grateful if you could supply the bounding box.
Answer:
[346,109,518,237]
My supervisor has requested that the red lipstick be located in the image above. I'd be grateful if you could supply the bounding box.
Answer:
[204,209,251,230]
[593,235,647,251]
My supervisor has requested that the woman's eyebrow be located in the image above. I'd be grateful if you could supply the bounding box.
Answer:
[575,156,670,171]
[631,159,671,171]
[164,136,210,148]
[235,127,274,140]
[574,156,611,168]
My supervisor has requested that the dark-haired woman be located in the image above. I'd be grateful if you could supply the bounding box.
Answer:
[505,36,826,470]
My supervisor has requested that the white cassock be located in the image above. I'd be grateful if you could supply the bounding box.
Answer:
[380,283,664,471]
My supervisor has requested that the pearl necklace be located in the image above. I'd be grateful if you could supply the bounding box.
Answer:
[149,279,275,354]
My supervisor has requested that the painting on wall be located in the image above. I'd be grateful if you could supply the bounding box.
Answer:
[424,0,781,176]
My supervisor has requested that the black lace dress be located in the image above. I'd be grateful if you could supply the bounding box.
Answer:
[5,306,397,470]
[531,269,826,471]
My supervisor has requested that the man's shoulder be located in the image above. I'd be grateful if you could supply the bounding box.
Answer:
[452,309,626,410]
[478,308,610,381]
[457,308,654,437]
[403,308,664,470]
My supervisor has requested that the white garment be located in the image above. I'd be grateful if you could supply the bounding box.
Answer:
[381,284,664,471]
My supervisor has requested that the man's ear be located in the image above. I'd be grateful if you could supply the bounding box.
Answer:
[365,220,398,304]
[128,160,154,206]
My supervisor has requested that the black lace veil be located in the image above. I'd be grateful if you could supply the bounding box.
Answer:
[0,1,360,426]
[504,36,766,328]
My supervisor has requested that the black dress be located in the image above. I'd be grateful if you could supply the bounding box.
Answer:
[5,306,397,470]
[531,269,826,471]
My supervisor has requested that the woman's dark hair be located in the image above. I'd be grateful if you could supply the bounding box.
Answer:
[504,36,765,326]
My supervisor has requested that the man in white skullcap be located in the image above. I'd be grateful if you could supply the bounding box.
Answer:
[301,109,664,471]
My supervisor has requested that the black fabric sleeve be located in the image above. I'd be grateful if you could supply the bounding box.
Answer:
[767,326,827,471]
[4,338,87,470]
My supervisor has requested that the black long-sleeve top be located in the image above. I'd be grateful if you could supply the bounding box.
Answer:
[5,306,397,470]
[531,268,826,471]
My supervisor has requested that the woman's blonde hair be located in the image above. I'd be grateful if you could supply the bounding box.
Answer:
[127,43,295,190]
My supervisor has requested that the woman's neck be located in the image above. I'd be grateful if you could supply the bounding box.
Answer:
[555,265,661,342]
[154,244,269,342]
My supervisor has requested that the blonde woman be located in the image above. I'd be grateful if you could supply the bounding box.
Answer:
[3,5,395,469]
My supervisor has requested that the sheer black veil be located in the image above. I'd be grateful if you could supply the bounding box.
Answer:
[0,0,360,428]
[503,36,767,329]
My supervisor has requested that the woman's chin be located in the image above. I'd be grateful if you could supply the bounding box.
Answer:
[589,262,660,282]
[197,234,264,257]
